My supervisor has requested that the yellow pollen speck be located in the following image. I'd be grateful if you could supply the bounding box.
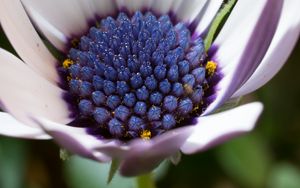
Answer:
[67,76,72,81]
[140,130,151,140]
[203,82,209,91]
[71,39,79,47]
[95,21,101,28]
[63,59,74,69]
[206,61,217,76]
[177,117,184,124]
[183,84,193,94]
[193,105,200,111]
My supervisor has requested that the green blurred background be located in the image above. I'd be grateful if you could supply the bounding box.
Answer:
[0,27,300,188]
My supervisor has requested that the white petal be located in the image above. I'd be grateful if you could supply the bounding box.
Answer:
[151,0,177,14]
[203,0,282,115]
[193,0,223,36]
[212,1,265,47]
[150,0,184,15]
[0,112,50,139]
[170,0,184,13]
[22,0,117,51]
[92,0,117,16]
[174,0,207,23]
[75,0,97,21]
[0,0,59,83]
[24,6,68,51]
[116,0,153,13]
[21,0,90,38]
[181,102,263,154]
[0,49,72,127]
[35,117,113,162]
[233,0,300,97]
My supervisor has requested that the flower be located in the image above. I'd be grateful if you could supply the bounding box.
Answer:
[0,0,299,177]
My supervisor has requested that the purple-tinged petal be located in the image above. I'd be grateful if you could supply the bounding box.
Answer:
[192,0,223,36]
[119,126,193,177]
[0,49,72,127]
[34,116,193,176]
[34,114,192,176]
[181,102,263,154]
[34,117,114,162]
[34,118,131,162]
[116,0,153,13]
[0,0,59,83]
[0,112,50,139]
[233,0,300,97]
[203,0,283,115]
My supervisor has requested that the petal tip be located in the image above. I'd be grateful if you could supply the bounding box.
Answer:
[181,102,264,154]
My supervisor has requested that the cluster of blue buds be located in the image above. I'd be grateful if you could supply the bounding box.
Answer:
[61,11,211,140]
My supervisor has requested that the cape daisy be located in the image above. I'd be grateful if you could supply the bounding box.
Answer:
[0,0,299,176]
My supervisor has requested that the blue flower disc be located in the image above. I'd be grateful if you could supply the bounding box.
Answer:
[61,11,210,140]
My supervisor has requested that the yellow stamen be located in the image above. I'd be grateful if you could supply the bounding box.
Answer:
[71,39,79,47]
[193,105,200,112]
[206,61,217,76]
[203,82,209,91]
[95,21,101,28]
[183,84,193,94]
[140,130,151,140]
[63,59,74,69]
[67,76,72,81]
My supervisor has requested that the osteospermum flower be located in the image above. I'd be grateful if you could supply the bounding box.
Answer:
[0,0,299,176]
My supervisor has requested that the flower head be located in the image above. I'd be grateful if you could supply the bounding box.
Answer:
[0,0,299,176]
[60,11,211,140]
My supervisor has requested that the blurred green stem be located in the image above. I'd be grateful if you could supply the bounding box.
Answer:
[136,173,156,188]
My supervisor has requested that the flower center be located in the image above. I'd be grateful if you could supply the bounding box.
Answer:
[60,11,216,140]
